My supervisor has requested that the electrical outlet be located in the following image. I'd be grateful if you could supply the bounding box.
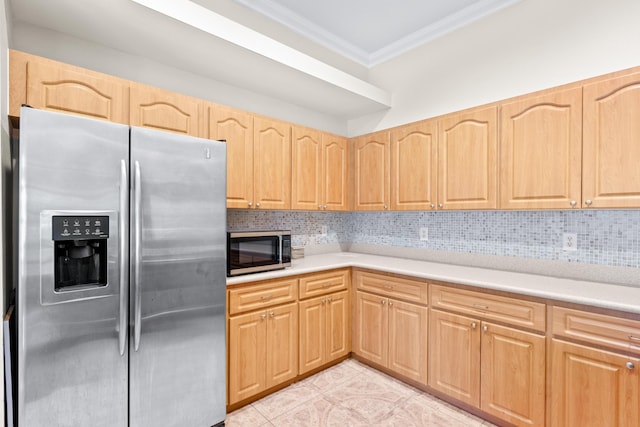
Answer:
[321,225,328,237]
[419,227,429,241]
[562,233,577,251]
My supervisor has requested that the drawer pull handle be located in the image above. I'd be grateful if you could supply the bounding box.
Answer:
[261,294,273,300]
[473,304,489,310]
[383,285,393,290]
[628,335,640,342]
[627,362,635,370]
[322,283,332,287]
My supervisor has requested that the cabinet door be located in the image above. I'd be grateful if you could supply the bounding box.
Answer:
[353,131,390,210]
[500,87,582,209]
[208,105,254,209]
[438,106,497,210]
[266,302,298,388]
[388,299,428,385]
[298,296,325,375]
[326,291,350,362]
[481,322,546,427]
[583,71,640,208]
[13,50,129,124]
[254,117,291,210]
[322,134,349,211]
[130,83,202,137]
[228,311,267,404]
[291,126,322,210]
[390,120,438,210]
[551,339,640,427]
[429,309,480,406]
[354,291,388,366]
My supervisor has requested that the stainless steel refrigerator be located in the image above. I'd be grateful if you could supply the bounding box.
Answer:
[15,107,227,426]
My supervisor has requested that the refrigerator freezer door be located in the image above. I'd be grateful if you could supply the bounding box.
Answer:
[129,127,227,427]
[17,108,129,426]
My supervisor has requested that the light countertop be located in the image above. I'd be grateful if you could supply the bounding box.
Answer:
[227,252,640,315]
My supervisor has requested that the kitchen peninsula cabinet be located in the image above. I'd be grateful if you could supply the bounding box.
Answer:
[500,87,582,210]
[429,285,546,427]
[437,106,498,210]
[298,269,350,374]
[353,269,428,385]
[583,70,640,208]
[352,131,391,210]
[390,120,438,210]
[252,116,292,210]
[227,278,298,405]
[9,49,129,124]
[129,82,203,137]
[207,105,255,208]
[291,127,349,211]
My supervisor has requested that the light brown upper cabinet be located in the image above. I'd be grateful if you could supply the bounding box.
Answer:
[207,104,254,209]
[9,50,129,124]
[353,131,391,210]
[583,70,640,208]
[253,116,292,210]
[437,106,498,210]
[390,120,438,210]
[129,82,203,137]
[292,127,349,211]
[500,87,582,209]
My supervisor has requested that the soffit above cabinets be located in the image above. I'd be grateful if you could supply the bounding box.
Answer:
[8,0,521,119]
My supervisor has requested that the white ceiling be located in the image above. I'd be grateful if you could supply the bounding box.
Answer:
[231,0,521,66]
[7,0,521,120]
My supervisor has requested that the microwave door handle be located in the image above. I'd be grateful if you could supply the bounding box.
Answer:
[118,159,128,357]
[133,161,143,352]
[279,236,283,263]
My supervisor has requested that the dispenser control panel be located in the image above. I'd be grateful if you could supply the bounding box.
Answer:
[52,216,109,240]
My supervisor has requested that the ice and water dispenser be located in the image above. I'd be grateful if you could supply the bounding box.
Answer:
[52,215,109,291]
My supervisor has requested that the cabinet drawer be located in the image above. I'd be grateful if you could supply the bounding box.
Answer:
[299,269,349,299]
[430,284,545,332]
[228,278,297,315]
[552,306,640,354]
[354,269,428,305]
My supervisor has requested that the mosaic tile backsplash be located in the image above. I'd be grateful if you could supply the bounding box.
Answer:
[227,209,640,269]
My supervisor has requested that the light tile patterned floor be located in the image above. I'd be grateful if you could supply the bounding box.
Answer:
[226,359,497,427]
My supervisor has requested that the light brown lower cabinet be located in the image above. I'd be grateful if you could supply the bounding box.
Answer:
[299,290,350,374]
[429,309,545,427]
[354,290,428,385]
[228,302,298,405]
[550,339,640,427]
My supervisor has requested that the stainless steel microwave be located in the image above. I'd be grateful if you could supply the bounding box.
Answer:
[227,230,292,276]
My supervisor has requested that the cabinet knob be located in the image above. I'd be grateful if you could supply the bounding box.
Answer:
[318,205,322,209]
[327,296,332,302]
[471,322,477,329]
[256,202,261,207]
[438,203,443,209]
[585,200,592,207]
[269,311,274,318]
[389,301,393,307]
[322,299,326,305]
[381,300,386,305]
[570,200,577,207]
[430,203,435,209]
[627,362,635,370]
[383,205,388,210]
[323,205,328,209]
[260,313,266,320]
[482,325,488,332]
[248,202,253,207]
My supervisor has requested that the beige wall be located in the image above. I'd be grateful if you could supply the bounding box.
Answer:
[348,0,640,135]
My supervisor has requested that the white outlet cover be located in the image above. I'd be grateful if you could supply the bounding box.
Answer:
[419,227,429,241]
[562,233,577,251]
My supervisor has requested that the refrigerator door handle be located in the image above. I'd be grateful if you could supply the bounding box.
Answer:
[119,160,128,356]
[133,160,142,352]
